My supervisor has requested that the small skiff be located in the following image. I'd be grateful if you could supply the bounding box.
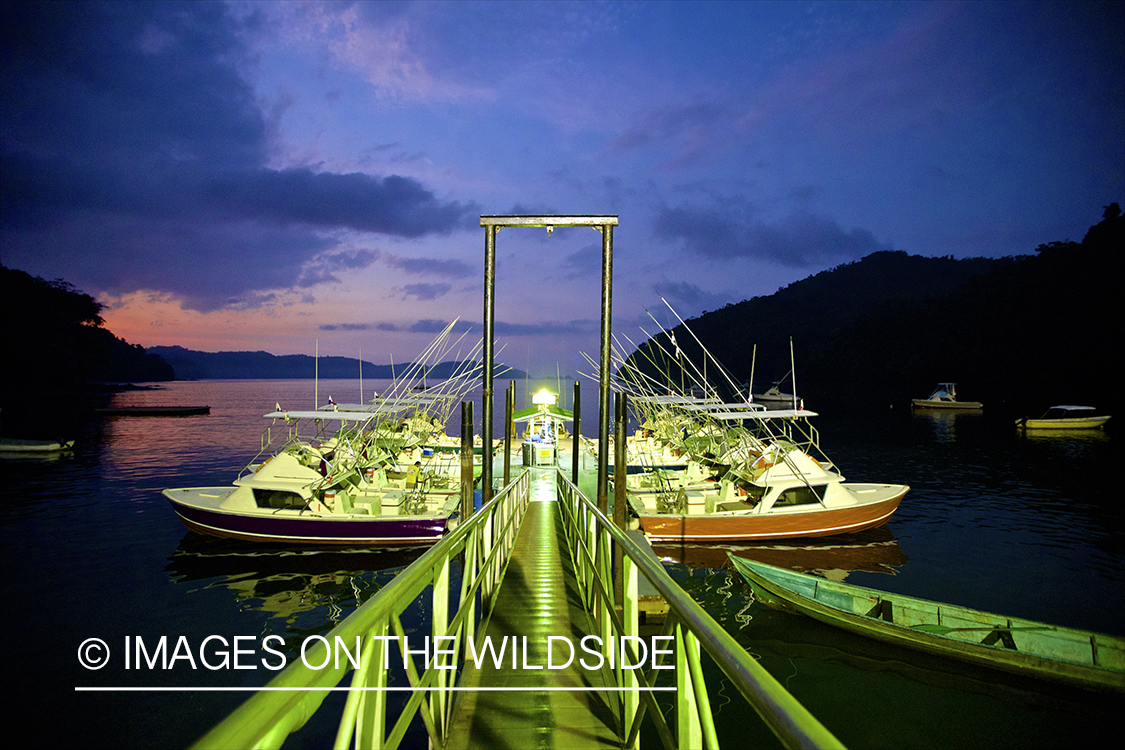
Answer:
[0,438,75,453]
[1016,405,1111,430]
[730,556,1125,693]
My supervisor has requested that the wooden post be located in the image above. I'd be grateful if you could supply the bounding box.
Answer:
[460,401,474,520]
[571,379,581,485]
[504,380,514,487]
[614,392,627,605]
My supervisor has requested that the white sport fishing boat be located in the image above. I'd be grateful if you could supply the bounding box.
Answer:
[623,404,908,543]
[606,305,907,543]
[912,382,982,410]
[163,322,491,546]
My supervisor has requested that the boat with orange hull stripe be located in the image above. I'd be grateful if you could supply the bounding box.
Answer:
[632,482,907,543]
[620,391,909,543]
[616,316,908,544]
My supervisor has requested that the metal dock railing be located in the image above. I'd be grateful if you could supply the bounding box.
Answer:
[190,466,843,749]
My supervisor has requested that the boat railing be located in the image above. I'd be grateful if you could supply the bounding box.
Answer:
[555,470,844,749]
[189,469,532,750]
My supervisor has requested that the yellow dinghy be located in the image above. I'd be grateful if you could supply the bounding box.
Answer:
[1017,405,1111,430]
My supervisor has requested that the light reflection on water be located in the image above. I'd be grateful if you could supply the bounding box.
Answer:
[4,379,1120,748]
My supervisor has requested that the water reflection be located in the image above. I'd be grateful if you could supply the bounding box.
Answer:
[1018,428,1110,445]
[166,534,426,624]
[653,524,907,577]
[913,408,982,443]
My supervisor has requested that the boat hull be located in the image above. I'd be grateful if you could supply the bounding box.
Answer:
[731,557,1125,693]
[0,438,74,453]
[164,488,450,546]
[636,485,906,542]
[911,399,982,410]
[1018,417,1110,430]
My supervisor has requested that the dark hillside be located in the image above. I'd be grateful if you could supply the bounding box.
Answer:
[0,265,174,392]
[686,251,1009,386]
[626,205,1122,416]
[148,346,528,381]
[1,265,175,437]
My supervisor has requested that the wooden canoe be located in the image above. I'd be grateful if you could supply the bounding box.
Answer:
[730,555,1125,693]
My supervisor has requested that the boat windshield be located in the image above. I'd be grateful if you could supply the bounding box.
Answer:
[1043,407,1094,418]
[774,485,827,506]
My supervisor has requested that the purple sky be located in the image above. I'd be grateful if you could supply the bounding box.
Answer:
[2,1,1122,376]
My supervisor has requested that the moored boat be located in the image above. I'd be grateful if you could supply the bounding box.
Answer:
[911,382,982,410]
[164,485,459,546]
[607,316,907,543]
[163,321,484,546]
[0,437,75,453]
[163,404,471,545]
[752,384,803,410]
[1016,405,1111,430]
[621,403,909,543]
[730,556,1125,693]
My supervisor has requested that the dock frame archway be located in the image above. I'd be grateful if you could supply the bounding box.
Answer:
[479,215,619,511]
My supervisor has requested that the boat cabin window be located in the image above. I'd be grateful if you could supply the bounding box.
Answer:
[741,483,768,504]
[775,485,826,506]
[253,489,307,510]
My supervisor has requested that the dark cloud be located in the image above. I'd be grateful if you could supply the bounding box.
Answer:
[207,170,474,236]
[651,281,733,313]
[398,318,594,337]
[297,250,379,288]
[0,1,475,310]
[401,283,452,301]
[494,319,599,336]
[653,202,893,266]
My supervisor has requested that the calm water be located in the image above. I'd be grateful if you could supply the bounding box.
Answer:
[4,380,1120,748]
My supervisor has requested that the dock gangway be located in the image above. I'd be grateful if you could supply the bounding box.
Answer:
[190,467,843,749]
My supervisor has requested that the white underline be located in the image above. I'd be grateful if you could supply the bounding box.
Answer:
[76,686,675,692]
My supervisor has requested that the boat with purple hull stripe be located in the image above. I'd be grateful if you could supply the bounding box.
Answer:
[162,319,484,546]
[165,487,456,545]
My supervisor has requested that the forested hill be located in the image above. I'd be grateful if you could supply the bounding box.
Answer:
[625,205,1122,415]
[0,265,174,392]
[148,346,528,382]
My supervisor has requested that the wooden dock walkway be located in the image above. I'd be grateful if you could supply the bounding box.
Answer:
[445,467,624,749]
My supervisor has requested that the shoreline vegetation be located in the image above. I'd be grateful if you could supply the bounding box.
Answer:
[2,204,1120,427]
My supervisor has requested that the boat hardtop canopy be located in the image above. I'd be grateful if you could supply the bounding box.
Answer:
[707,408,818,421]
[631,395,722,406]
[678,402,766,413]
[511,403,574,423]
[926,383,958,399]
[1040,405,1105,418]
[265,396,452,422]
